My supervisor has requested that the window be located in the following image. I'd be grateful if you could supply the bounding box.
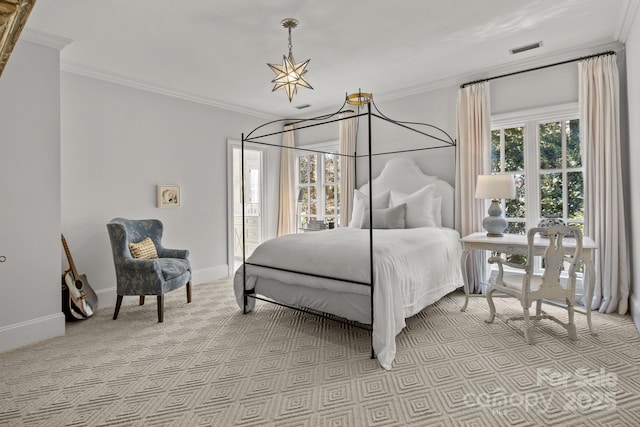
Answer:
[491,103,585,280]
[491,104,584,235]
[296,142,341,229]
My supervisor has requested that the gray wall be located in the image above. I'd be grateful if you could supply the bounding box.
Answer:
[0,39,65,351]
[626,12,640,330]
[60,72,268,308]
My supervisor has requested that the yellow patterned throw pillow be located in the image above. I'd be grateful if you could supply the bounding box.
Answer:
[128,237,158,259]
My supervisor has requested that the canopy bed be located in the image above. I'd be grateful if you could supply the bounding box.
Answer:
[233,95,463,369]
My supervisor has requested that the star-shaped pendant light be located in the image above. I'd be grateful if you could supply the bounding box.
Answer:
[267,18,313,102]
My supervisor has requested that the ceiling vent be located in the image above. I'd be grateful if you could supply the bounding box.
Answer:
[295,104,311,109]
[510,41,542,55]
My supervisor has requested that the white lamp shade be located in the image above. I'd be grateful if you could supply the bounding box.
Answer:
[475,174,516,199]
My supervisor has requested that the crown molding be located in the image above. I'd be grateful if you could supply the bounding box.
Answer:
[61,60,278,120]
[377,41,625,103]
[615,0,640,42]
[375,75,461,103]
[60,40,624,121]
[459,41,623,86]
[20,28,72,50]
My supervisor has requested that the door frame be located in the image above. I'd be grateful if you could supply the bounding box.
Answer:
[227,139,268,277]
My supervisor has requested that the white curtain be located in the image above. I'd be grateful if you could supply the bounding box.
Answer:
[456,82,491,293]
[277,124,296,236]
[339,112,357,227]
[579,55,630,314]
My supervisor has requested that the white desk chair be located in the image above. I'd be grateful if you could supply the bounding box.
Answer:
[485,225,583,344]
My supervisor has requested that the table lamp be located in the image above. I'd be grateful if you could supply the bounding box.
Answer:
[475,174,516,237]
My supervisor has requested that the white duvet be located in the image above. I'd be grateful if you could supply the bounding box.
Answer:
[233,227,463,369]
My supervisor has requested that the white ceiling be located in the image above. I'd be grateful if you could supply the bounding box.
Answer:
[23,0,637,118]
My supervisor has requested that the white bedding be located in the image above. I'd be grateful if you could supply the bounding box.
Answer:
[233,226,463,370]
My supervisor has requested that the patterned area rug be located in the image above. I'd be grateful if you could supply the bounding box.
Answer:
[1,279,639,426]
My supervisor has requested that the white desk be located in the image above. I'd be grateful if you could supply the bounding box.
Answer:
[460,232,597,335]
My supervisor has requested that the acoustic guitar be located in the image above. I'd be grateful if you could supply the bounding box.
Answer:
[61,234,98,320]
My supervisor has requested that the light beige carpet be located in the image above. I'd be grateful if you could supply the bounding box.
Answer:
[1,279,639,427]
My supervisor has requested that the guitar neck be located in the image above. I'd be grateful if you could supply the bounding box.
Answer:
[61,234,80,279]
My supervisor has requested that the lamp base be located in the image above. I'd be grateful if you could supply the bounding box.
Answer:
[482,200,508,237]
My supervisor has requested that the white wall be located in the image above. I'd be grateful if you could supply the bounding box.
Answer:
[358,87,459,186]
[0,39,65,351]
[60,73,266,308]
[294,87,459,188]
[491,62,579,112]
[626,11,640,330]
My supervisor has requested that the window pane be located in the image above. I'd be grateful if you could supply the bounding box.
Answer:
[540,172,563,217]
[310,186,317,215]
[507,254,527,264]
[300,187,309,215]
[567,119,581,167]
[504,127,524,171]
[539,122,562,169]
[505,174,525,219]
[299,156,308,183]
[506,222,526,235]
[325,185,335,215]
[567,171,584,219]
[491,130,501,172]
[335,184,341,224]
[325,154,336,183]
[309,155,317,184]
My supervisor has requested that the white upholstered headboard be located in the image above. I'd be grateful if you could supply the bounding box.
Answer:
[358,158,455,229]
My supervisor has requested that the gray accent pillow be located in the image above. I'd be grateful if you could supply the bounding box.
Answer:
[360,204,407,229]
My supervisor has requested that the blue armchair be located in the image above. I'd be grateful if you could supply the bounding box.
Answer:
[107,218,192,322]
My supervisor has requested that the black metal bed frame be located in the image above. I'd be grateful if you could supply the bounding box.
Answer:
[239,94,456,359]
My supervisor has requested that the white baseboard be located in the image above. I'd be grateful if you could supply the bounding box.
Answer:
[96,264,230,309]
[192,264,230,284]
[0,313,65,353]
[94,286,117,308]
[0,265,229,353]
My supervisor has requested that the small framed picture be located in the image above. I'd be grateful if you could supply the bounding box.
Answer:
[157,185,180,208]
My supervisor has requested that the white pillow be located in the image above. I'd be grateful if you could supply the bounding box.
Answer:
[349,189,391,227]
[390,192,442,227]
[389,184,437,228]
[360,204,407,229]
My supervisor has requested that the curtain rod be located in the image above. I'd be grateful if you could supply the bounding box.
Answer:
[460,50,616,89]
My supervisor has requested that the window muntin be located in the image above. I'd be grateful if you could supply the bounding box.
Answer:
[491,107,583,235]
[537,119,584,233]
[296,143,341,229]
[491,104,584,278]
